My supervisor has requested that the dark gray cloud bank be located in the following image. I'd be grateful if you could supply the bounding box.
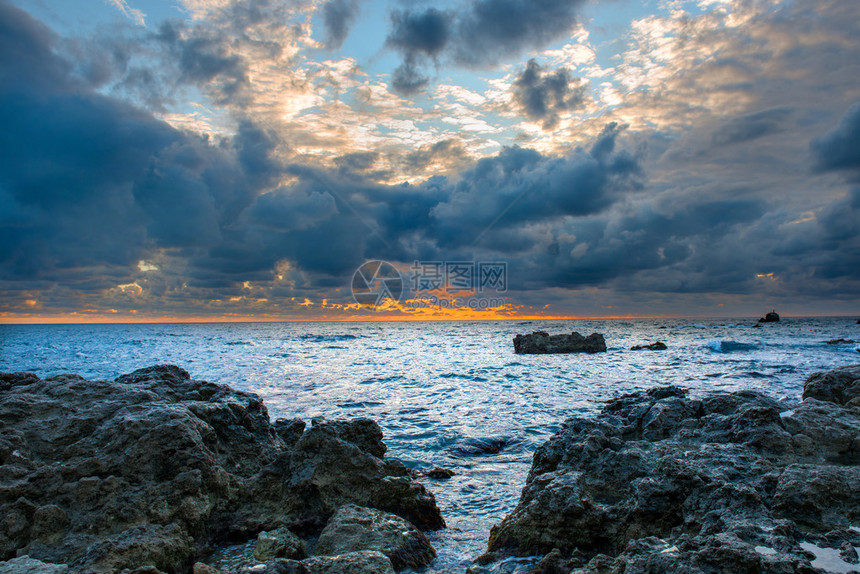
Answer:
[1,0,860,317]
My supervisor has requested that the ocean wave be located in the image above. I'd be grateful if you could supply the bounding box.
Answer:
[707,340,759,353]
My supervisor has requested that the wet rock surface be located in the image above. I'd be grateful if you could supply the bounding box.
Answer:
[315,504,435,570]
[0,365,442,573]
[513,332,607,354]
[228,550,396,574]
[481,364,860,573]
[253,527,306,562]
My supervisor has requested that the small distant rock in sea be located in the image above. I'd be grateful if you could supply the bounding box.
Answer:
[513,331,607,354]
[424,467,456,479]
[826,338,856,345]
[630,342,667,351]
[758,310,780,322]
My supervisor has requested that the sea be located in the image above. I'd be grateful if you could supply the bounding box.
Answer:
[1,317,859,571]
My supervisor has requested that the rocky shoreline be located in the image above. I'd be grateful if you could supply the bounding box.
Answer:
[473,364,860,573]
[0,365,442,573]
[3,364,859,573]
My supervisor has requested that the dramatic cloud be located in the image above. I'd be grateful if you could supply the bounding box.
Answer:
[386,8,451,94]
[512,59,584,129]
[385,0,586,93]
[811,102,860,173]
[452,0,586,67]
[3,0,860,320]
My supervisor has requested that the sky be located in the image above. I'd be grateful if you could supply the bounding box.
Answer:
[1,0,859,323]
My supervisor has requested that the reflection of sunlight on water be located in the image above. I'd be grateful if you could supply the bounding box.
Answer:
[1,317,858,570]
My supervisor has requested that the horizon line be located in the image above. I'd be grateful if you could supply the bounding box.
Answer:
[2,313,858,326]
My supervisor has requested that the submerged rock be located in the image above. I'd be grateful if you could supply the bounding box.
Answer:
[315,504,435,570]
[482,365,860,573]
[759,310,780,322]
[826,338,856,345]
[0,365,443,572]
[424,467,456,479]
[629,342,667,351]
[513,332,606,354]
[449,437,511,457]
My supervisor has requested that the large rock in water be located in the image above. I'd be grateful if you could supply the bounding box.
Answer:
[0,365,443,573]
[481,365,860,573]
[513,332,606,354]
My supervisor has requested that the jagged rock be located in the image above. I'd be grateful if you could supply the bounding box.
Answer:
[840,541,859,563]
[0,556,68,573]
[483,365,860,573]
[802,364,860,407]
[233,551,395,574]
[0,365,442,572]
[253,527,306,561]
[630,342,667,351]
[759,310,780,322]
[192,563,221,574]
[513,332,606,354]
[70,524,193,573]
[315,505,435,571]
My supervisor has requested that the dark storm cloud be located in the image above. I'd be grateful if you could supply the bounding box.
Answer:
[385,0,586,94]
[0,1,69,93]
[0,3,278,289]
[398,123,643,249]
[322,0,361,49]
[512,59,585,129]
[390,55,430,94]
[245,188,338,231]
[386,8,451,56]
[1,0,642,295]
[5,1,860,316]
[811,101,860,172]
[334,151,379,173]
[385,8,451,94]
[155,21,249,104]
[452,0,586,67]
[711,107,793,146]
